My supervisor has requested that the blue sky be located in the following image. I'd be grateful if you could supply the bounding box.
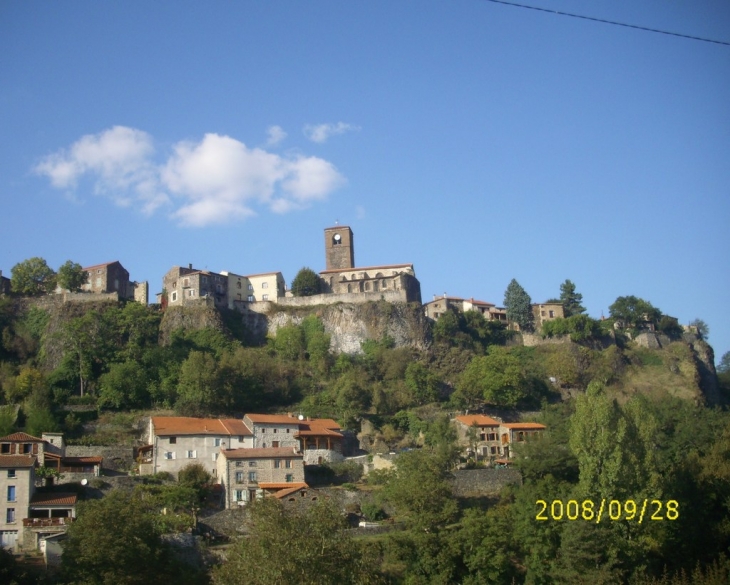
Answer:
[1,1,729,362]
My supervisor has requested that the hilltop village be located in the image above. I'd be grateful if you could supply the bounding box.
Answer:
[0,226,726,584]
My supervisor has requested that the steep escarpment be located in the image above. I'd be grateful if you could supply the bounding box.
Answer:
[158,304,229,345]
[266,301,431,354]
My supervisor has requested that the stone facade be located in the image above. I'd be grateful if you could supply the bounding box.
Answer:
[0,270,10,295]
[424,294,507,323]
[324,225,355,270]
[163,265,229,309]
[532,302,565,329]
[145,417,253,478]
[0,456,35,551]
[453,417,546,460]
[450,468,523,496]
[319,264,421,304]
[223,270,286,307]
[82,261,131,298]
[217,447,305,508]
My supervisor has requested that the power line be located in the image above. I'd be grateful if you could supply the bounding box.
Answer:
[482,0,730,47]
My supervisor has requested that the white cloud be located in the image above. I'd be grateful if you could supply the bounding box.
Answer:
[303,122,360,143]
[266,125,287,146]
[35,126,345,227]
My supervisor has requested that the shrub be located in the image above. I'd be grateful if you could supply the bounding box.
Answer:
[361,502,386,521]
[341,482,358,491]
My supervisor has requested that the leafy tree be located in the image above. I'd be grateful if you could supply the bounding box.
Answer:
[382,448,458,531]
[57,260,86,292]
[10,257,56,295]
[98,360,150,410]
[61,490,175,585]
[213,498,382,585]
[404,361,439,404]
[273,323,305,360]
[559,279,586,317]
[177,462,212,502]
[609,295,662,329]
[290,266,321,297]
[504,278,533,331]
[689,318,709,340]
[175,351,221,416]
[718,351,730,374]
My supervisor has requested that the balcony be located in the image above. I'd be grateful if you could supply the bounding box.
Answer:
[23,517,75,528]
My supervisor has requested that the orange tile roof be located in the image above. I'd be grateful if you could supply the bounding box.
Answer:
[151,417,252,436]
[259,482,308,491]
[221,447,301,459]
[0,432,44,442]
[456,415,500,427]
[30,492,78,506]
[502,422,546,430]
[245,414,301,425]
[0,455,36,467]
[62,456,103,465]
[296,419,343,437]
[271,484,310,499]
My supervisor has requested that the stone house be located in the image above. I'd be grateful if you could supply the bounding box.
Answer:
[244,414,344,465]
[0,455,77,552]
[0,432,102,477]
[161,265,229,309]
[532,303,565,329]
[142,417,253,477]
[222,270,286,307]
[453,417,546,460]
[82,260,128,296]
[454,414,502,458]
[217,447,307,508]
[424,295,508,323]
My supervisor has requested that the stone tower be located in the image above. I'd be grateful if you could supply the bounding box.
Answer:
[324,226,355,270]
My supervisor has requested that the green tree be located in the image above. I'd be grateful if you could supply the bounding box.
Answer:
[10,257,56,295]
[177,462,212,502]
[404,361,439,405]
[609,295,661,329]
[504,278,533,331]
[290,267,321,297]
[98,360,150,410]
[273,323,305,360]
[212,498,382,585]
[383,448,458,531]
[56,260,86,292]
[559,279,585,317]
[61,490,175,585]
[175,351,221,416]
[718,351,730,374]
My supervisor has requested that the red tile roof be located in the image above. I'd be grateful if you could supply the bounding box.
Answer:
[245,414,301,425]
[260,482,308,492]
[456,415,501,427]
[30,492,78,506]
[502,422,546,430]
[296,419,342,437]
[0,432,44,442]
[151,417,252,436]
[221,447,301,459]
[62,456,103,465]
[0,455,36,468]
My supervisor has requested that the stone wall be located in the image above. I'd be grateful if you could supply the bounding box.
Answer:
[450,468,523,496]
[65,445,135,473]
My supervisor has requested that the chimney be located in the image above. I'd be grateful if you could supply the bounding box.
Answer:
[188,263,192,269]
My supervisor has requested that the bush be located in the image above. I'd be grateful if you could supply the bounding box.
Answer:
[361,502,386,521]
[341,482,358,491]
[329,461,363,484]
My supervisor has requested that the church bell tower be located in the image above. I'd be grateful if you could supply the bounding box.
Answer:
[324,226,355,270]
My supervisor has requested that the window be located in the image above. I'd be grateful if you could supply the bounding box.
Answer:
[188,289,195,297]
[239,436,244,442]
[237,282,241,289]
[262,282,268,289]
[247,295,254,302]
[490,446,497,455]
[248,284,253,291]
[549,310,555,318]
[22,444,32,454]
[1,444,10,454]
[171,291,178,302]
[164,452,175,460]
[235,490,244,501]
[214,438,222,447]
[183,278,189,287]
[7,470,16,479]
[248,471,257,482]
[202,276,208,283]
[187,450,197,458]
[272,441,279,448]
[487,433,496,441]
[236,461,243,467]
[285,474,293,483]
[6,508,15,523]
[262,294,269,301]
[169,437,177,444]
[235,472,244,483]
[249,461,257,467]
[274,460,281,469]
[285,460,292,469]
[7,486,16,502]
[212,453,218,461]
[273,429,277,434]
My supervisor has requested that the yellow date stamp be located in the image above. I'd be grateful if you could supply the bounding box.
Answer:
[535,499,679,523]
